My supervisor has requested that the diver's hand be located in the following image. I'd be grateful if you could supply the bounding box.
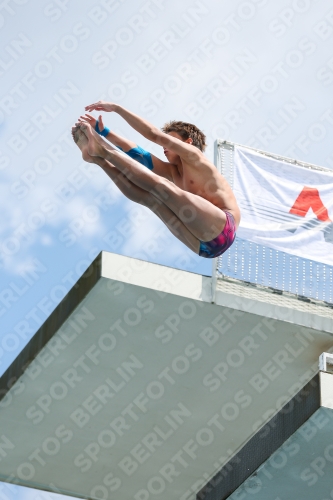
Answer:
[85,101,117,113]
[78,113,106,132]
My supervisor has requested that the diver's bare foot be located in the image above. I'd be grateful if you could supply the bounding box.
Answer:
[77,122,106,157]
[71,125,95,163]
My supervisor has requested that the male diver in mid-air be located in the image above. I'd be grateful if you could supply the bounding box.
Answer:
[71,102,240,258]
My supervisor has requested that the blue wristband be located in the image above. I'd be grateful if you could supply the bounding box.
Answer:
[95,120,110,137]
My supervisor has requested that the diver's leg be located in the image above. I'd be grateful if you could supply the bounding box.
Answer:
[71,126,200,253]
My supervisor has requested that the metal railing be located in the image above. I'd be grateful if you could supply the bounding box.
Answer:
[214,140,333,305]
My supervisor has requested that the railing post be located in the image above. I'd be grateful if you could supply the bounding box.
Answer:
[211,257,218,303]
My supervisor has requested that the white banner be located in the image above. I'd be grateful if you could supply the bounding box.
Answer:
[233,146,333,266]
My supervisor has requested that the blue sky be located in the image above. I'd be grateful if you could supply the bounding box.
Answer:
[0,482,77,500]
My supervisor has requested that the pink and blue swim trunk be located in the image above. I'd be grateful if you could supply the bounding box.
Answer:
[199,211,236,259]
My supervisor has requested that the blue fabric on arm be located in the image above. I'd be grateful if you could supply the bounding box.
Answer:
[118,145,154,170]
[94,120,110,137]
[100,126,110,137]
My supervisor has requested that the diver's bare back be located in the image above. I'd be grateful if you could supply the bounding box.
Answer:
[171,154,241,228]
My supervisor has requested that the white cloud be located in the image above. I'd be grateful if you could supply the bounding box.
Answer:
[120,200,192,264]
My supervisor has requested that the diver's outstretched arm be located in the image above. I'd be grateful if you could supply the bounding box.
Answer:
[85,101,202,163]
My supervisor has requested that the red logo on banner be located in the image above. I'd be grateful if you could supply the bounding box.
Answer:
[290,187,331,222]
